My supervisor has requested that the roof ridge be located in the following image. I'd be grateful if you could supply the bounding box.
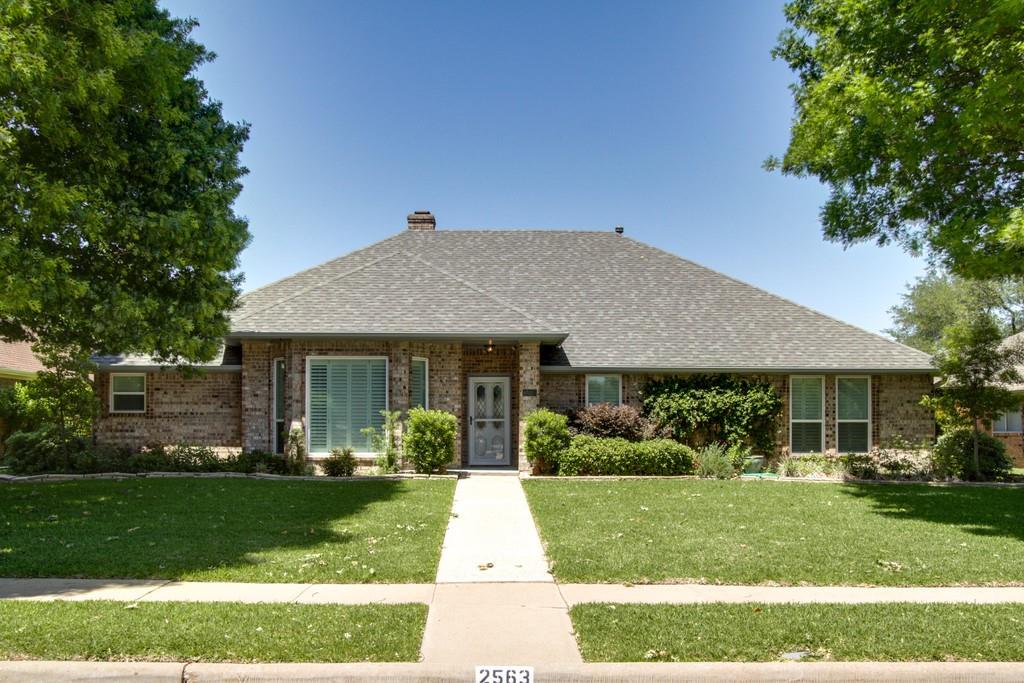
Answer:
[405,253,561,331]
[237,232,405,302]
[620,236,933,361]
[233,252,403,324]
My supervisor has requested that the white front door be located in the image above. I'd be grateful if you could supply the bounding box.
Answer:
[468,377,511,466]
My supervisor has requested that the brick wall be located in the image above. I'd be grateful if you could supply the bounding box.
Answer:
[992,432,1024,467]
[94,371,242,451]
[539,371,933,456]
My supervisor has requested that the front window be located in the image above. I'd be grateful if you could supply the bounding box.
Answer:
[586,375,621,405]
[994,408,1023,433]
[273,359,286,454]
[411,357,428,409]
[307,357,388,453]
[790,376,823,453]
[837,377,870,452]
[110,374,146,413]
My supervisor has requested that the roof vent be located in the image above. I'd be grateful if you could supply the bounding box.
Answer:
[407,211,436,231]
[614,225,624,235]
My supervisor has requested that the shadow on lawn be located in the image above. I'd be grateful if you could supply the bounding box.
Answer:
[840,482,1024,543]
[0,477,430,581]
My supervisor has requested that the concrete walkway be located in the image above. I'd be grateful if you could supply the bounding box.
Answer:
[434,473,551,583]
[424,474,581,665]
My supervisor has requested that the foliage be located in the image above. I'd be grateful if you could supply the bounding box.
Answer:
[523,409,570,474]
[0,431,290,476]
[778,453,846,479]
[642,375,783,451]
[284,426,307,476]
[403,408,456,474]
[888,270,1024,354]
[573,403,648,441]
[361,410,402,473]
[0,342,95,446]
[557,435,694,476]
[0,1,250,361]
[932,429,1012,482]
[768,0,1024,278]
[695,442,738,479]
[923,311,1023,477]
[321,448,356,477]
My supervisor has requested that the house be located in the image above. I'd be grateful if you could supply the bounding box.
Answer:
[92,211,935,469]
[0,340,44,389]
[987,331,1024,467]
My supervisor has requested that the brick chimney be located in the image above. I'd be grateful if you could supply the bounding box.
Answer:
[407,210,436,231]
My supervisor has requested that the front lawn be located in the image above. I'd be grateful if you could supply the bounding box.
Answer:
[571,603,1024,662]
[524,479,1024,585]
[0,478,455,583]
[0,600,426,662]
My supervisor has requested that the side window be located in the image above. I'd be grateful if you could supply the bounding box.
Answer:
[586,375,621,406]
[111,374,146,413]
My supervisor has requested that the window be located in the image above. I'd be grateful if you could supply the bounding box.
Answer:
[837,377,871,452]
[790,376,823,453]
[586,375,621,405]
[411,357,429,409]
[110,374,146,413]
[307,357,387,453]
[994,408,1023,433]
[273,358,286,454]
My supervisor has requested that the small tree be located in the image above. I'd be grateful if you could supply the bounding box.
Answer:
[924,312,1024,478]
[284,425,307,475]
[361,409,402,473]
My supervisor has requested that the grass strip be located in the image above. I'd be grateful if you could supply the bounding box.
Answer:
[571,602,1024,662]
[0,478,455,583]
[524,479,1024,585]
[0,600,426,662]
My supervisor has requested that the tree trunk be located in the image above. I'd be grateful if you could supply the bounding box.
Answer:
[972,419,982,480]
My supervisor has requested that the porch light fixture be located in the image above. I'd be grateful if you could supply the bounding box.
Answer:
[486,338,494,353]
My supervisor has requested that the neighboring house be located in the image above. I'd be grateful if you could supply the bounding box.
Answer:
[988,330,1024,467]
[92,211,935,469]
[0,340,44,389]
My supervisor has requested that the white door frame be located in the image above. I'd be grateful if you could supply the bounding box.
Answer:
[467,376,512,466]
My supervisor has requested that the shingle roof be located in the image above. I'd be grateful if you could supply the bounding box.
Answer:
[0,340,45,377]
[229,229,933,373]
[92,344,242,372]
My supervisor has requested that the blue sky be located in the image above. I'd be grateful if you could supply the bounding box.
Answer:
[161,0,924,335]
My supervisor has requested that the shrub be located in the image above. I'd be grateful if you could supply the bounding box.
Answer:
[3,426,94,474]
[778,453,846,478]
[573,403,647,441]
[361,410,402,473]
[558,435,694,476]
[404,408,457,474]
[321,448,356,477]
[932,429,1012,481]
[524,409,571,474]
[222,450,289,474]
[284,426,307,475]
[695,442,737,479]
[642,374,783,452]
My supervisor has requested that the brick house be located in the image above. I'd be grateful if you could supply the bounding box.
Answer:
[987,331,1024,467]
[93,211,935,470]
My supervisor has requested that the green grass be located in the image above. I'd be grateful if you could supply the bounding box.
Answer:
[0,600,425,662]
[571,603,1024,662]
[0,478,455,582]
[524,479,1024,585]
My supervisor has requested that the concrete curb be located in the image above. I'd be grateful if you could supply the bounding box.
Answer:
[3,660,1024,682]
[0,472,459,484]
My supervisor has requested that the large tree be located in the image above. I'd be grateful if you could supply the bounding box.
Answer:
[768,0,1024,278]
[888,271,1024,354]
[0,1,249,363]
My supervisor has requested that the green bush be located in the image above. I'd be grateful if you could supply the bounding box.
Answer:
[778,453,846,478]
[3,426,97,474]
[524,409,571,474]
[221,450,288,474]
[932,429,1012,481]
[404,408,457,474]
[695,442,737,479]
[321,448,356,477]
[558,435,694,476]
[642,374,783,452]
[362,410,401,473]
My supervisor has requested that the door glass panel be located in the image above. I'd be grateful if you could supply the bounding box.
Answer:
[476,385,486,418]
[493,385,504,418]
